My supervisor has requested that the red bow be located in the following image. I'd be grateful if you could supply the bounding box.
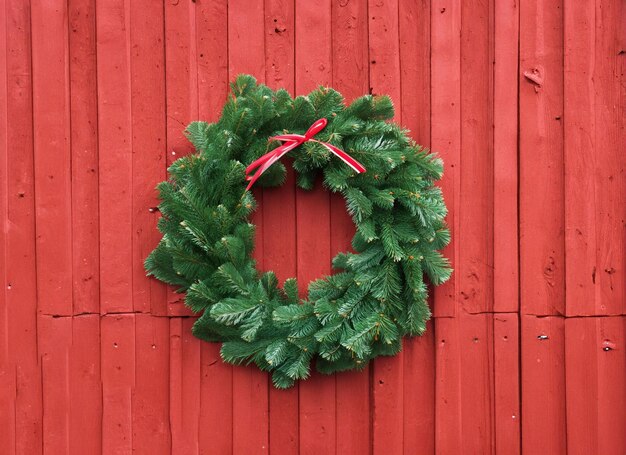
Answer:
[245,118,366,190]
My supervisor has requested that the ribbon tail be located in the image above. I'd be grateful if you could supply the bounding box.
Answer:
[317,141,366,174]
[246,153,281,190]
[245,140,301,190]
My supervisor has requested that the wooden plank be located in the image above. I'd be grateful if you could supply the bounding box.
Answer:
[165,0,198,317]
[133,314,170,453]
[31,0,73,317]
[294,2,336,454]
[169,318,201,454]
[101,314,136,454]
[403,321,435,455]
[3,1,43,452]
[564,0,625,316]
[265,0,295,90]
[519,0,565,316]
[0,4,14,430]
[331,1,370,454]
[331,0,369,101]
[228,1,270,453]
[69,315,102,455]
[565,316,626,454]
[430,0,460,318]
[493,0,519,313]
[494,313,520,454]
[199,342,233,454]
[399,0,431,146]
[264,2,298,449]
[459,0,494,315]
[196,0,228,120]
[130,0,168,316]
[69,0,100,315]
[368,1,403,453]
[398,2,435,452]
[435,313,494,454]
[39,316,72,454]
[97,0,134,314]
[0,366,17,455]
[521,315,566,454]
[195,3,233,454]
[0,25,15,443]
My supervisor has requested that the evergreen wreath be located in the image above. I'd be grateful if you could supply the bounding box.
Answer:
[145,75,451,388]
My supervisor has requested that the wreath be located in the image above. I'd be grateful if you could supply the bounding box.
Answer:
[145,75,451,388]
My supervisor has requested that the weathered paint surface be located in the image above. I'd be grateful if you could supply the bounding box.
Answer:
[0,0,623,453]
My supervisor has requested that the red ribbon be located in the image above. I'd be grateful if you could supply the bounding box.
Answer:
[245,118,366,190]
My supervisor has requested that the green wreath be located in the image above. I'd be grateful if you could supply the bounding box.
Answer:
[145,75,451,388]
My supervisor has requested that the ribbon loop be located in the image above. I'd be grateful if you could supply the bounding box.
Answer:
[245,118,365,190]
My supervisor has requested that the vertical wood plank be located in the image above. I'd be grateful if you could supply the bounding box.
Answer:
[39,316,72,454]
[494,313,520,454]
[133,314,170,453]
[169,318,201,455]
[521,315,566,454]
[165,0,198,317]
[97,0,134,314]
[459,0,494,315]
[0,6,14,449]
[101,314,136,454]
[431,0,461,318]
[69,0,100,315]
[264,1,299,452]
[565,316,626,455]
[402,322,435,455]
[435,313,494,454]
[2,1,43,452]
[398,2,435,453]
[0,4,11,452]
[519,0,565,316]
[294,2,336,454]
[228,1,270,453]
[199,342,233,454]
[31,0,73,317]
[196,0,228,120]
[331,1,371,453]
[368,0,404,453]
[194,3,233,453]
[130,0,168,316]
[69,315,102,455]
[493,0,519,313]
[564,0,625,316]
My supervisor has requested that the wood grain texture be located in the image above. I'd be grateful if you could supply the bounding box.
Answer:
[165,0,199,317]
[493,0,519,313]
[228,2,270,454]
[494,313,520,454]
[31,0,73,317]
[1,2,43,452]
[431,0,461,318]
[519,0,565,316]
[69,0,100,316]
[368,1,404,453]
[332,1,372,453]
[521,315,566,454]
[295,3,337,453]
[564,0,625,316]
[96,0,134,314]
[264,3,298,454]
[435,313,494,454]
[565,317,626,455]
[0,2,623,454]
[195,4,233,454]
[399,2,435,453]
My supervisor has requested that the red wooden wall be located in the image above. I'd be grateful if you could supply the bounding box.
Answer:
[0,0,624,453]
